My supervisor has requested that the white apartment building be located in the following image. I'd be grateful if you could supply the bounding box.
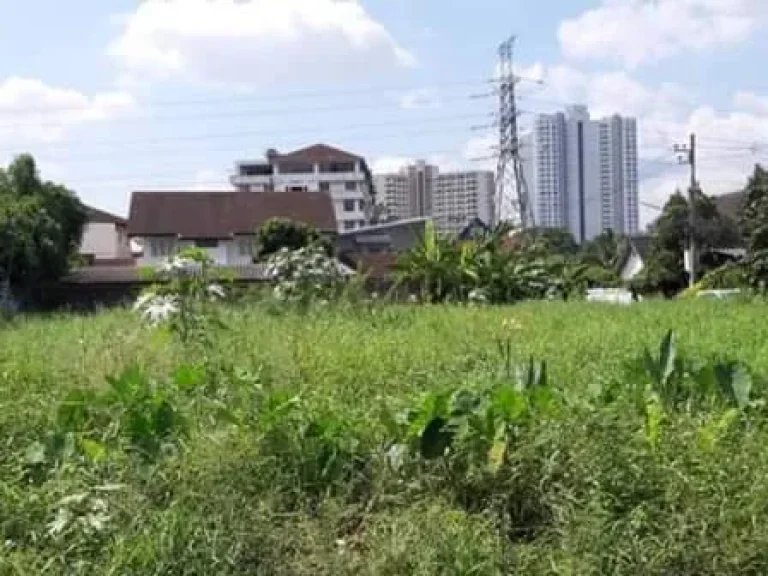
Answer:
[375,161,495,235]
[522,105,639,243]
[230,144,373,233]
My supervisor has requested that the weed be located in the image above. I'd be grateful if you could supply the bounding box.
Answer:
[3,300,768,573]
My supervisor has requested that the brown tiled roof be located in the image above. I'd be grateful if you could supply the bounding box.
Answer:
[86,205,127,225]
[274,143,362,164]
[127,191,337,238]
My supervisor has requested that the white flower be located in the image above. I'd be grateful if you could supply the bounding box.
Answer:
[141,295,179,325]
[133,291,156,311]
[207,283,225,300]
[161,256,199,275]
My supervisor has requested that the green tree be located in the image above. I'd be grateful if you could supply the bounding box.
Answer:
[581,229,630,272]
[740,164,768,289]
[256,218,332,258]
[515,227,579,256]
[635,189,741,295]
[0,155,86,295]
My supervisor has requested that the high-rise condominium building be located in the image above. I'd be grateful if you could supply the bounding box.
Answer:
[230,143,373,233]
[521,105,638,242]
[375,161,495,235]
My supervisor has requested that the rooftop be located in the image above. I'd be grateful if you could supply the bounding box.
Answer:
[127,190,337,238]
[85,205,127,226]
[237,143,364,167]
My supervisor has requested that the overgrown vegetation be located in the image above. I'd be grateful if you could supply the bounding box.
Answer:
[4,296,768,573]
[395,221,625,304]
[0,154,86,305]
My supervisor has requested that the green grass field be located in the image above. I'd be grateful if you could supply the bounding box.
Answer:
[3,300,768,574]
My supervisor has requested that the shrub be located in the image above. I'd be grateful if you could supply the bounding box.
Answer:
[265,245,348,304]
[698,261,751,290]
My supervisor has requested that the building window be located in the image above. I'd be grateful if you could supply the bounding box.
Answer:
[151,238,175,258]
[343,199,356,212]
[345,181,357,191]
[344,220,356,231]
[320,161,355,173]
[358,220,366,228]
[278,162,313,174]
[238,237,255,257]
[358,199,365,211]
[320,181,330,192]
[240,163,273,177]
[194,239,219,249]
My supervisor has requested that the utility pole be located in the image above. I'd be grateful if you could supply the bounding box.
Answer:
[495,36,532,228]
[673,133,698,287]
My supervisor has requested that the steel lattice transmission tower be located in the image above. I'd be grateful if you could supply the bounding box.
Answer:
[495,36,532,228]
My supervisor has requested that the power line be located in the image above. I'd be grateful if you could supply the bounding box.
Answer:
[44,126,490,176]
[0,113,492,158]
[0,78,506,119]
[63,145,495,190]
[0,90,489,131]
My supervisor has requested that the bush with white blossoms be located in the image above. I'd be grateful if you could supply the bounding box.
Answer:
[265,245,346,303]
[134,248,227,343]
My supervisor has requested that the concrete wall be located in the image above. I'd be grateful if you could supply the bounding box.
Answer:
[80,223,131,260]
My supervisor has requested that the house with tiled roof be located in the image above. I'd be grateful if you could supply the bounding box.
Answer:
[127,190,337,267]
[230,143,374,233]
[79,205,134,265]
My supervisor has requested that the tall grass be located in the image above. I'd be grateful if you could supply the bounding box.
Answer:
[2,299,768,574]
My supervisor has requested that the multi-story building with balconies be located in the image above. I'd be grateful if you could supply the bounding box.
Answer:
[375,160,495,235]
[230,144,373,233]
[521,106,638,242]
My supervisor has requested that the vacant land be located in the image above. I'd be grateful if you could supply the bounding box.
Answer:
[3,300,768,574]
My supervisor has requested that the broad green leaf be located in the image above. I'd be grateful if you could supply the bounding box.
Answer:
[492,386,526,423]
[419,417,452,460]
[730,364,753,409]
[79,438,107,463]
[659,330,676,387]
[488,438,507,474]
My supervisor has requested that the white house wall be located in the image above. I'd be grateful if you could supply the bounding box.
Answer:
[80,223,130,260]
[136,238,255,268]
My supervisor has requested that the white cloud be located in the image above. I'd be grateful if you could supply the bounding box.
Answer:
[0,77,134,143]
[519,62,689,161]
[559,0,766,68]
[108,0,416,88]
[511,61,768,227]
[733,91,768,116]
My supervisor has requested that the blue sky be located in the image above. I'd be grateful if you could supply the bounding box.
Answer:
[0,0,766,227]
